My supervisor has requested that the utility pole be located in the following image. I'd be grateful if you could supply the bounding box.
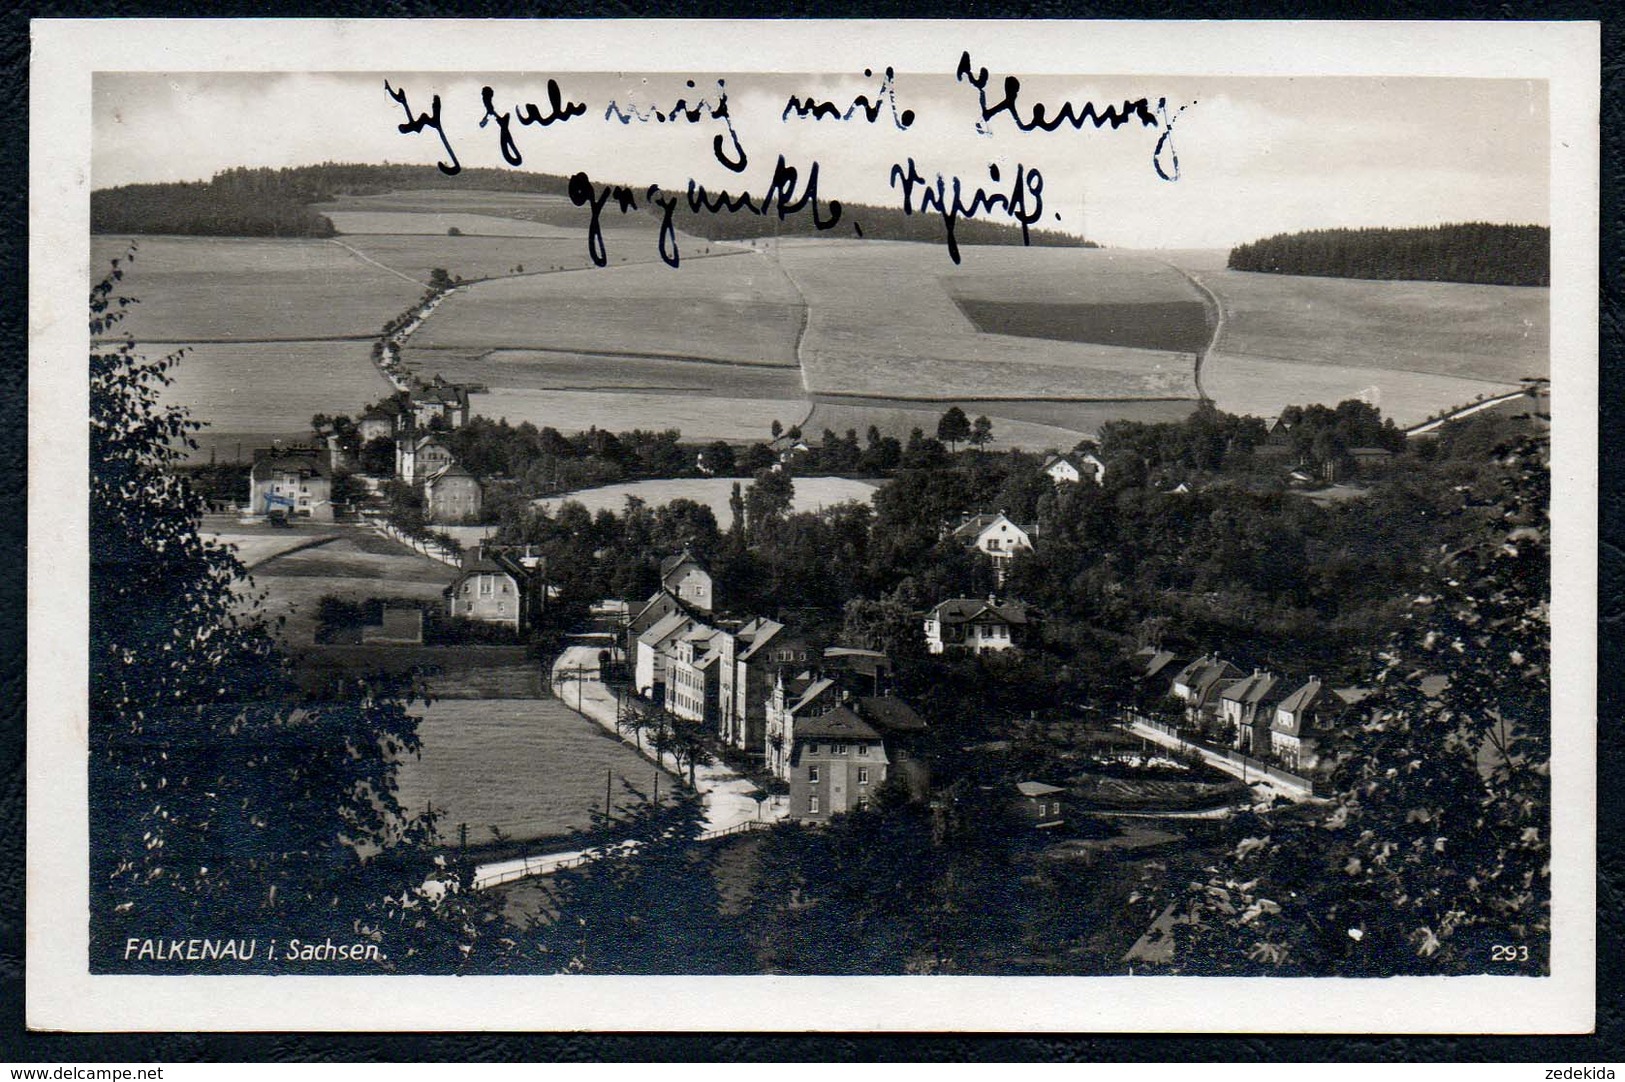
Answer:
[604,766,612,819]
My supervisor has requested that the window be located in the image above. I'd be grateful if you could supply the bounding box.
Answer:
[808,766,820,783]
[835,744,847,755]
[858,744,869,756]
[497,602,506,615]
[464,602,473,613]
[479,576,493,597]
[807,744,819,754]
[857,768,869,785]
[809,796,820,813]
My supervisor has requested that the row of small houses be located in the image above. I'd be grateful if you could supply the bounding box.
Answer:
[1133,647,1355,773]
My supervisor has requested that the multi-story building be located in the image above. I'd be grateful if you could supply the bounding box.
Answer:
[248,449,333,522]
[784,707,891,821]
[1271,677,1327,771]
[634,611,699,703]
[423,461,482,523]
[717,617,812,753]
[666,626,725,727]
[764,671,839,780]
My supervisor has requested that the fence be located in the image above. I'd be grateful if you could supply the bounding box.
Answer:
[1120,711,1319,795]
[475,821,769,889]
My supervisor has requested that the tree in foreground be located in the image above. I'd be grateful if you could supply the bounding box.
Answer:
[1168,430,1550,975]
[89,253,503,972]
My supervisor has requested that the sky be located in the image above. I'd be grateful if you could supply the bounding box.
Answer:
[92,70,1549,250]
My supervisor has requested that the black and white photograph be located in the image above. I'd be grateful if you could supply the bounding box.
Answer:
[27,18,1598,1033]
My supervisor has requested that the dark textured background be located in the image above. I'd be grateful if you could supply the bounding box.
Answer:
[1,1,1618,1062]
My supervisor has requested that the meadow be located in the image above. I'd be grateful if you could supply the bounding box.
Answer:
[90,235,424,341]
[775,241,1205,401]
[203,520,342,568]
[1150,252,1548,424]
[410,348,805,399]
[534,476,878,521]
[392,697,673,845]
[335,233,597,282]
[144,339,394,437]
[1169,258,1549,385]
[1199,350,1519,428]
[410,250,803,366]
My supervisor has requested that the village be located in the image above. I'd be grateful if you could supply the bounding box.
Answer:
[210,360,1472,947]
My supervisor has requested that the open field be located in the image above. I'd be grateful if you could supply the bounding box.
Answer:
[1201,349,1521,427]
[775,241,1204,401]
[316,189,588,225]
[1163,256,1549,385]
[411,250,803,365]
[535,476,878,520]
[411,349,805,399]
[317,209,580,238]
[393,698,673,845]
[471,388,808,442]
[90,235,424,341]
[206,528,340,568]
[953,299,1210,353]
[143,339,393,438]
[251,532,457,645]
[335,234,597,282]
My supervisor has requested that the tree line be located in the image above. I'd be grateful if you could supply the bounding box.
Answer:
[1227,223,1549,286]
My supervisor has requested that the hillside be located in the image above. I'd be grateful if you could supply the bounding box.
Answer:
[92,162,1092,249]
[1227,223,1548,287]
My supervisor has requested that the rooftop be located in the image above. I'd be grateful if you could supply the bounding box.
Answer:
[795,706,883,741]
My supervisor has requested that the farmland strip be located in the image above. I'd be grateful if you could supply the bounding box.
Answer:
[327,237,431,286]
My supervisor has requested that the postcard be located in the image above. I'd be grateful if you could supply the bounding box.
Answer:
[28,18,1597,1032]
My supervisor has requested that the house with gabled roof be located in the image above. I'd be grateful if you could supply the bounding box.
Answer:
[1133,645,1181,685]
[396,432,456,484]
[924,596,1031,655]
[444,544,540,632]
[1170,655,1244,719]
[659,550,713,613]
[716,617,813,752]
[1219,670,1284,754]
[1042,451,1105,486]
[666,625,726,726]
[409,374,472,430]
[1015,781,1066,829]
[248,448,333,521]
[951,511,1038,585]
[1272,677,1332,771]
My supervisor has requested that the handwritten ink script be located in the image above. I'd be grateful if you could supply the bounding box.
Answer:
[384,52,1190,267]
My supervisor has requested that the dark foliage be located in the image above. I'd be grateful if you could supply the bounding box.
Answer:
[1228,223,1549,287]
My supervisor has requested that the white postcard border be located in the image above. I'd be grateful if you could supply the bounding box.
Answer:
[27,18,1599,1033]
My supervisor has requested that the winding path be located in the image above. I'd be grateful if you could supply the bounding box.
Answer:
[1159,259,1227,404]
